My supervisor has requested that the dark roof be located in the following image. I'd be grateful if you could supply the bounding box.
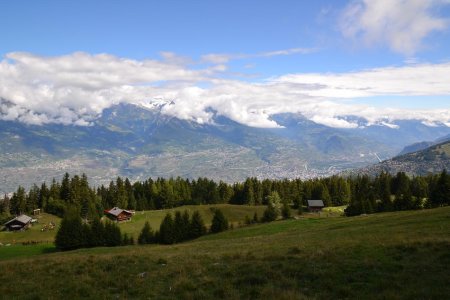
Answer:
[307,200,324,207]
[105,207,132,217]
[4,214,32,226]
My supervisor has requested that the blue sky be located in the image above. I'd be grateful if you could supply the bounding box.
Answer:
[2,0,448,70]
[0,0,449,127]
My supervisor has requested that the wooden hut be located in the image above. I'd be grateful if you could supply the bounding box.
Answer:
[4,214,32,231]
[104,207,133,222]
[307,200,324,212]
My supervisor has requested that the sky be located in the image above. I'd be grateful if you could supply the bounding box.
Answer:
[0,0,449,128]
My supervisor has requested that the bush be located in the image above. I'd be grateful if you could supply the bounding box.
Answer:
[262,205,277,222]
[281,202,291,219]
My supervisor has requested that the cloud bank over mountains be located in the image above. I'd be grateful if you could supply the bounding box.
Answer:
[0,51,449,129]
[340,0,449,55]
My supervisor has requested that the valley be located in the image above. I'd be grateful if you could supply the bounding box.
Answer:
[1,103,449,194]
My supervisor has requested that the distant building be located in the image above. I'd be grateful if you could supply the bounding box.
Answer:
[4,214,33,231]
[307,200,324,212]
[104,207,133,222]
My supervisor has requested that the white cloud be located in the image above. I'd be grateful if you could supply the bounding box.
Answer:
[275,63,450,97]
[201,47,316,64]
[340,0,449,55]
[0,51,449,128]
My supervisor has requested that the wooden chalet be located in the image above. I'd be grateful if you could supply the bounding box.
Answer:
[104,207,133,222]
[4,214,32,231]
[307,200,324,212]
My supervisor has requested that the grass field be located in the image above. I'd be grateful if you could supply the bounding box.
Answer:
[0,206,449,299]
[119,204,268,239]
[0,204,267,260]
[0,213,61,244]
[0,204,266,244]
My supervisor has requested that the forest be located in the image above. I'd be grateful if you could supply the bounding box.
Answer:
[1,170,449,223]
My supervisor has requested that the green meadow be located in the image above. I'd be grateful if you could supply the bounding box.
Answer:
[0,204,267,260]
[0,206,449,299]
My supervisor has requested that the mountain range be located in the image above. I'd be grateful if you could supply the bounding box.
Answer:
[1,102,450,194]
[352,140,450,176]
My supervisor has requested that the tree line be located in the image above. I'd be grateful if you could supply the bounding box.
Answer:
[56,191,299,251]
[55,207,133,251]
[1,170,449,223]
[56,207,230,251]
[138,208,230,246]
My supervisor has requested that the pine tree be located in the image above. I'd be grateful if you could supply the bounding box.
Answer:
[82,223,94,248]
[210,209,229,233]
[429,170,450,207]
[243,179,255,205]
[10,186,27,215]
[181,210,191,240]
[90,217,105,247]
[55,207,84,251]
[159,213,175,244]
[60,173,71,202]
[116,177,128,209]
[218,181,234,203]
[189,211,207,239]
[104,221,122,247]
[173,211,185,242]
[138,221,154,245]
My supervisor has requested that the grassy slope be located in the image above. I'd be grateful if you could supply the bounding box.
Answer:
[0,213,61,244]
[0,205,266,245]
[119,204,268,239]
[0,207,449,299]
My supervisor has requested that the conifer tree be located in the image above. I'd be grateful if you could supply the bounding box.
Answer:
[104,221,122,247]
[138,221,154,245]
[210,209,229,233]
[90,217,105,247]
[173,211,184,242]
[159,213,175,244]
[10,186,27,215]
[189,210,207,239]
[55,207,84,251]
[181,210,191,240]
[82,223,94,248]
[243,179,255,205]
[429,170,450,207]
[60,173,71,202]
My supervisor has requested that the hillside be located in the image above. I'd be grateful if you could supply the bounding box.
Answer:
[1,103,450,193]
[0,205,266,245]
[352,140,450,176]
[0,207,448,299]
[398,133,450,155]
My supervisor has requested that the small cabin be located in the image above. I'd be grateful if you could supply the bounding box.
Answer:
[4,214,33,231]
[104,207,133,222]
[307,200,324,212]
